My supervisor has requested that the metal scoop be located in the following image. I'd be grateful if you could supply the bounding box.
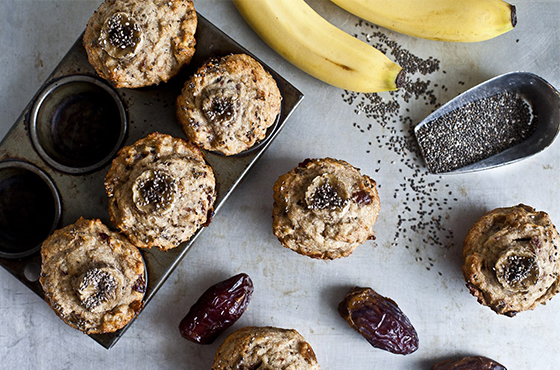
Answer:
[414,71,560,174]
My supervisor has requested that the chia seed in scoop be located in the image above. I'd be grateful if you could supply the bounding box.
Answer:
[414,72,560,174]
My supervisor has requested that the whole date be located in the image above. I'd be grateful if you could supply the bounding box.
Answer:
[338,286,419,355]
[432,356,507,370]
[179,273,254,344]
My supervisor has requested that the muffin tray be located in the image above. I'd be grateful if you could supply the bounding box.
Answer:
[0,14,303,349]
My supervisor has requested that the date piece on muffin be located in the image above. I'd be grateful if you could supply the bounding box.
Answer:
[83,0,197,88]
[176,53,282,156]
[39,218,146,334]
[105,132,216,251]
[463,204,560,316]
[272,158,380,259]
[212,326,321,370]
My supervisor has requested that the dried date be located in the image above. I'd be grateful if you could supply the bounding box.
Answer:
[432,356,507,370]
[179,273,253,344]
[338,287,418,355]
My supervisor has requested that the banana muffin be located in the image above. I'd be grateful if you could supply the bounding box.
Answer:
[272,158,380,260]
[105,132,216,251]
[176,53,282,156]
[212,326,321,370]
[39,217,146,334]
[463,204,560,316]
[83,0,197,88]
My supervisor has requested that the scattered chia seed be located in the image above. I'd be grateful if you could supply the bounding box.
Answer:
[415,92,535,173]
[341,21,457,272]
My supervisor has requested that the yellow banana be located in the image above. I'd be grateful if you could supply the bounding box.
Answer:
[233,0,404,93]
[330,0,516,42]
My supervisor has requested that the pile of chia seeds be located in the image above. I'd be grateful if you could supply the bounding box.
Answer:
[415,92,535,173]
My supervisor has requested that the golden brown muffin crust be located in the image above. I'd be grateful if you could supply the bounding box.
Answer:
[105,132,216,250]
[177,53,282,156]
[212,326,321,370]
[463,204,560,316]
[272,158,380,260]
[83,0,197,88]
[39,217,146,334]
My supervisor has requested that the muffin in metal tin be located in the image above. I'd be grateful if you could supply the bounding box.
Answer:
[39,217,146,334]
[176,53,282,156]
[463,204,560,316]
[105,132,216,251]
[83,0,197,88]
[272,158,380,260]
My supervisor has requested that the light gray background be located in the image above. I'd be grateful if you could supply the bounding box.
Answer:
[1,0,559,368]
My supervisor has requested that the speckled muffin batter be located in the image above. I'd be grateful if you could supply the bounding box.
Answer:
[83,0,197,88]
[176,53,282,156]
[212,326,321,370]
[105,132,216,251]
[39,217,146,334]
[272,158,380,260]
[463,204,560,316]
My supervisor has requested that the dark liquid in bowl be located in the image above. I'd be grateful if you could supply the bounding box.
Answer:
[49,90,122,168]
[0,170,56,255]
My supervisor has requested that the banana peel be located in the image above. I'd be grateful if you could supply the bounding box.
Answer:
[330,0,517,42]
[233,0,405,93]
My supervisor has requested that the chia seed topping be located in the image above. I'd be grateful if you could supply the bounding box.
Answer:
[107,13,141,50]
[203,96,237,124]
[102,12,142,59]
[496,253,539,292]
[134,170,177,212]
[307,181,348,211]
[78,268,117,310]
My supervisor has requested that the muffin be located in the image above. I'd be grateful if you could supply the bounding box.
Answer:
[83,0,197,88]
[272,158,380,259]
[105,132,216,251]
[176,53,282,156]
[212,326,321,370]
[39,217,146,334]
[463,204,560,316]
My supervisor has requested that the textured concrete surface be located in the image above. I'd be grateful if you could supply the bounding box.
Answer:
[1,0,559,368]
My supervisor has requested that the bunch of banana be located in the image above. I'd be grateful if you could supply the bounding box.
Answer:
[330,0,517,42]
[232,0,405,93]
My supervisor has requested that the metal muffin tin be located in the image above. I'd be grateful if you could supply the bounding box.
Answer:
[0,14,303,349]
